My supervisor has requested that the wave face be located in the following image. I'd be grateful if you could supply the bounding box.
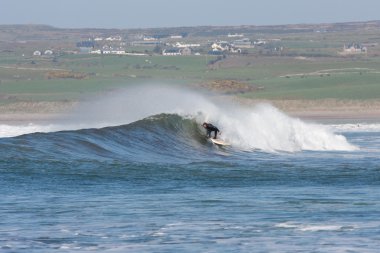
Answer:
[0,114,211,164]
[1,114,356,165]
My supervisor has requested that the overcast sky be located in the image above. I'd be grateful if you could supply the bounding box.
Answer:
[1,0,380,28]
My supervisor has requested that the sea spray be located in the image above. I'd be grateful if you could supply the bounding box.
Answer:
[204,104,357,152]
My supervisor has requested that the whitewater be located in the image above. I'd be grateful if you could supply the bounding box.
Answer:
[1,86,379,252]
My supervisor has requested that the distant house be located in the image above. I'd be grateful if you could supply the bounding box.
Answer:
[111,50,126,55]
[44,50,53,55]
[173,42,201,48]
[33,50,42,56]
[211,42,230,52]
[228,33,244,38]
[253,39,267,46]
[232,38,252,48]
[143,36,158,41]
[162,49,181,56]
[90,49,102,55]
[105,36,122,41]
[211,41,241,53]
[91,49,127,55]
[339,43,367,55]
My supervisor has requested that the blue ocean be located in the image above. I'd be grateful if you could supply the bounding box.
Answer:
[1,87,379,252]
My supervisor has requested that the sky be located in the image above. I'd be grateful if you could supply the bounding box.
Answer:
[1,0,380,29]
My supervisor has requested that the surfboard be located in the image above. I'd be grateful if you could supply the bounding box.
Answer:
[209,138,230,146]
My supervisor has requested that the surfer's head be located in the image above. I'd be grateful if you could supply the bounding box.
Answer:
[202,123,207,128]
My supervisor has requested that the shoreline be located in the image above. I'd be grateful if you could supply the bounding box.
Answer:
[0,99,379,125]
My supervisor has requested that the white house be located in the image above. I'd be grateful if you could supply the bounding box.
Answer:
[111,50,126,55]
[33,50,42,56]
[162,49,181,56]
[44,50,53,55]
[90,49,102,55]
[228,33,244,38]
[232,38,252,48]
[174,42,201,48]
[254,40,267,46]
[105,36,122,41]
[340,43,368,55]
[211,42,241,53]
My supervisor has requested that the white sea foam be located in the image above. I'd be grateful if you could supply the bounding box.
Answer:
[0,85,357,152]
[275,222,356,232]
[0,123,57,138]
[201,103,357,152]
[0,123,107,138]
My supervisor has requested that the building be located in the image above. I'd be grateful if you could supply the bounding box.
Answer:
[105,36,122,41]
[44,50,53,55]
[254,40,267,46]
[232,38,252,48]
[211,41,241,53]
[143,36,158,41]
[340,43,368,55]
[33,50,42,56]
[90,49,102,55]
[211,42,230,52]
[162,49,182,56]
[110,50,126,55]
[228,33,244,38]
[173,42,201,48]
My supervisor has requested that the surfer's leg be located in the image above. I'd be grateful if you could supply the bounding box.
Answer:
[213,131,217,139]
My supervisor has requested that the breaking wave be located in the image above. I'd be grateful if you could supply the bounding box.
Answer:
[0,86,357,161]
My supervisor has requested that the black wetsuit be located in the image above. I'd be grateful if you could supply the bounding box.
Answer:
[204,123,220,139]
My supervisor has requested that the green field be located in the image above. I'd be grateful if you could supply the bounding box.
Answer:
[1,54,380,104]
[1,22,380,107]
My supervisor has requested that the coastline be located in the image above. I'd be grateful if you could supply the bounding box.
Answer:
[0,101,76,125]
[1,99,379,125]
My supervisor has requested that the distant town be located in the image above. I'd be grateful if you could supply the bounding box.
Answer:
[30,33,271,57]
[31,32,372,58]
[16,21,378,59]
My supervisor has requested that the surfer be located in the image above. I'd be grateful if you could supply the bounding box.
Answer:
[202,122,220,139]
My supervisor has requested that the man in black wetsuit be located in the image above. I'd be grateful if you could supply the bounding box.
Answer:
[202,122,220,139]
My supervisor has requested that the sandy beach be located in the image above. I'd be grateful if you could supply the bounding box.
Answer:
[240,98,380,122]
[1,99,379,125]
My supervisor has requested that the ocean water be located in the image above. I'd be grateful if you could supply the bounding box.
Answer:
[1,87,380,252]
